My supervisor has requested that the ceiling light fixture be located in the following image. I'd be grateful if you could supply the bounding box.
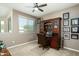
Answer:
[34,7,38,11]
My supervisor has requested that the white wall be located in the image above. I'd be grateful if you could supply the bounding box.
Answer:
[42,4,79,50]
[0,9,37,47]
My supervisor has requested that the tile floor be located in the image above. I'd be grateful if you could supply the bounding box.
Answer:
[8,40,79,56]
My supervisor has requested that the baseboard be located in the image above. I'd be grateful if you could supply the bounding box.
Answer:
[64,47,79,52]
[7,40,37,49]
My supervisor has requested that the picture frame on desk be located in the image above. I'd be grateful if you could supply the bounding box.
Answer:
[63,12,69,20]
[71,34,78,40]
[71,18,79,26]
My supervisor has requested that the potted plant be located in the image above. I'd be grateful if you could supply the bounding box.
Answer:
[0,41,4,52]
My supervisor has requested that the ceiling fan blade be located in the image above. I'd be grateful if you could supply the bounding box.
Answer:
[38,8,44,12]
[38,4,47,7]
[34,3,36,6]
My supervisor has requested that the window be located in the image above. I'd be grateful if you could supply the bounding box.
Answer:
[8,17,12,32]
[19,16,34,33]
[0,19,4,33]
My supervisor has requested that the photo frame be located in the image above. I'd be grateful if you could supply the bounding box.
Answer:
[37,18,41,24]
[64,33,70,40]
[71,18,79,25]
[71,26,79,33]
[63,20,69,26]
[71,34,78,39]
[63,27,70,32]
[63,12,69,20]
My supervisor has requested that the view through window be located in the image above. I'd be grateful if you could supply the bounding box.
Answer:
[19,16,34,33]
[0,18,4,33]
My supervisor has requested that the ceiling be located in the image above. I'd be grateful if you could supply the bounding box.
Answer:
[0,3,78,18]
[0,5,10,17]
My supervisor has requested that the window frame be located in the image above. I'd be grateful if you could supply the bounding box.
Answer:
[18,15,35,33]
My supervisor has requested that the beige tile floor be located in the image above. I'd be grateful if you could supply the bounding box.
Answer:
[8,40,79,56]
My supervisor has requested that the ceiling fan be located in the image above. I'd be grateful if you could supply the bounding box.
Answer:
[26,3,47,12]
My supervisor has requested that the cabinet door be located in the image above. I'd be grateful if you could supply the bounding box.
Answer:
[51,37,58,49]
[53,20,59,33]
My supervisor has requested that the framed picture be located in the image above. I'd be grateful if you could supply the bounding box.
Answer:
[71,26,79,33]
[71,34,78,39]
[64,33,70,40]
[63,20,69,26]
[63,27,70,32]
[63,12,69,20]
[71,18,79,25]
[37,18,41,24]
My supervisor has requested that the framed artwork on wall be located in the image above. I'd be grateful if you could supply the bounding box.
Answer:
[71,26,79,33]
[63,27,70,32]
[71,18,79,26]
[71,34,78,39]
[64,33,70,40]
[63,20,69,26]
[37,18,41,24]
[63,12,69,20]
